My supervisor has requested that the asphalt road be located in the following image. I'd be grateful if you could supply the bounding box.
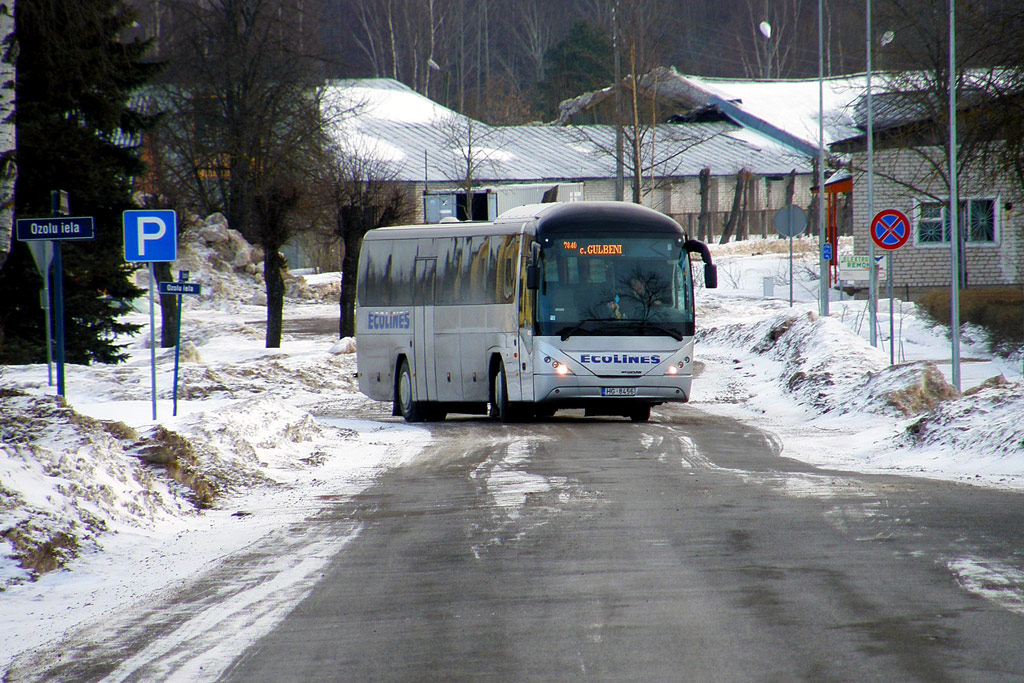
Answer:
[217,407,1024,682]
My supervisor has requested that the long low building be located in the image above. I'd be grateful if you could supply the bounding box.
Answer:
[322,78,814,241]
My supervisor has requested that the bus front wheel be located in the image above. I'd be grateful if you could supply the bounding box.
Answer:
[492,367,516,423]
[396,359,427,423]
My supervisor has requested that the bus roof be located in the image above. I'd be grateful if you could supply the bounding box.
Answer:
[364,201,687,242]
[498,201,687,238]
[362,220,518,241]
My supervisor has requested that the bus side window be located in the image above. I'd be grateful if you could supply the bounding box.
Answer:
[494,235,517,304]
[466,236,490,304]
[390,240,417,306]
[436,238,461,305]
[361,240,392,306]
[414,257,435,305]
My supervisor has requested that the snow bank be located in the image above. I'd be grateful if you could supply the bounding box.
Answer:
[700,308,959,417]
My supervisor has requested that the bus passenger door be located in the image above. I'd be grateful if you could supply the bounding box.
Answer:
[516,239,536,402]
[413,257,436,402]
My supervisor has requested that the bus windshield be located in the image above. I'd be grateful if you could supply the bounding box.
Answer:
[534,235,695,339]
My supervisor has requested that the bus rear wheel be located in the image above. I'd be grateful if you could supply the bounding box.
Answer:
[396,358,427,423]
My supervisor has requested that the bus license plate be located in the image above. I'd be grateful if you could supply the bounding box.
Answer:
[602,387,636,397]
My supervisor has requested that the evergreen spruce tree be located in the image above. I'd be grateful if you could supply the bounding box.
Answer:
[0,0,159,364]
[536,22,614,119]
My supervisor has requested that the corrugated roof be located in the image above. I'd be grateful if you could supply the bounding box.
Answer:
[323,79,811,184]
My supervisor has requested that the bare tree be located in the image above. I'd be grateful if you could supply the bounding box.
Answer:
[719,169,751,244]
[616,0,679,202]
[317,146,415,338]
[158,0,328,348]
[348,0,449,97]
[740,0,810,80]
[434,112,510,218]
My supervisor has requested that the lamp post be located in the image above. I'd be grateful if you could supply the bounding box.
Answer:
[613,1,624,202]
[948,0,962,391]
[866,0,878,347]
[818,0,829,317]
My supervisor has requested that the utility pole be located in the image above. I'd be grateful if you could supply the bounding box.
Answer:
[948,0,962,390]
[613,1,624,202]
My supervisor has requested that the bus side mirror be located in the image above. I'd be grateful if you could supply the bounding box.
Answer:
[704,264,718,289]
[684,239,717,289]
[526,265,540,290]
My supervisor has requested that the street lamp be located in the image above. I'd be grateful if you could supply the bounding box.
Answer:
[948,0,962,390]
[867,0,877,347]
[818,0,829,317]
[759,21,772,79]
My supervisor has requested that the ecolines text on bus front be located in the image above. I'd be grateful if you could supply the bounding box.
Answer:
[579,354,661,364]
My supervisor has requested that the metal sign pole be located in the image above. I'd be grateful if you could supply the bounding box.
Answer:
[42,275,53,385]
[172,271,187,417]
[789,233,794,307]
[33,242,55,386]
[887,252,895,365]
[173,290,182,416]
[53,241,65,397]
[788,211,794,306]
[49,191,67,397]
[149,262,158,420]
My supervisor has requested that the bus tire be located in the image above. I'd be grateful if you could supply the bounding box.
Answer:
[492,366,516,423]
[396,358,427,423]
[629,405,652,422]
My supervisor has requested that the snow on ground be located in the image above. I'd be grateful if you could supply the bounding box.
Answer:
[1,226,1023,674]
[697,235,1024,489]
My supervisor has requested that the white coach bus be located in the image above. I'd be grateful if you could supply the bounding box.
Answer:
[355,201,717,423]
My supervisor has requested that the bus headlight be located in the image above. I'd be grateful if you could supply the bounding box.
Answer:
[666,365,678,375]
[553,361,571,376]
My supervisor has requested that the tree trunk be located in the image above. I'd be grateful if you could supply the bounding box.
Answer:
[698,167,711,241]
[154,260,179,348]
[339,231,361,338]
[719,169,749,244]
[256,186,299,349]
[264,248,285,348]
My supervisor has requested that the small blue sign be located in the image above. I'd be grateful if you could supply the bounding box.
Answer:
[822,243,834,261]
[158,281,202,296]
[123,210,177,262]
[16,217,95,241]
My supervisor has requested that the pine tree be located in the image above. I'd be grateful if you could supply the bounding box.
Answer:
[0,0,160,364]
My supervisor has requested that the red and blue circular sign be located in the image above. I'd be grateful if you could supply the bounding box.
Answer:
[871,209,911,250]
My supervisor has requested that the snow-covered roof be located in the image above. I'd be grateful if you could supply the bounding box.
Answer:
[557,67,869,157]
[680,72,868,149]
[321,78,811,184]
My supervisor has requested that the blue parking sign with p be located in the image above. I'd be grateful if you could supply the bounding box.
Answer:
[124,210,177,262]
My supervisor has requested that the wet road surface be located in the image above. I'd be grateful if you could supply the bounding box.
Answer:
[217,408,1024,682]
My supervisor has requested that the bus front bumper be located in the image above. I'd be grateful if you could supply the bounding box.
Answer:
[533,373,692,405]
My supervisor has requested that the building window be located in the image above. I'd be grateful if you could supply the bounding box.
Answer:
[918,202,946,243]
[966,199,996,241]
[915,198,998,245]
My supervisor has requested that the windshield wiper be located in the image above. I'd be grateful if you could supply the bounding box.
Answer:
[557,318,610,341]
[618,318,684,342]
